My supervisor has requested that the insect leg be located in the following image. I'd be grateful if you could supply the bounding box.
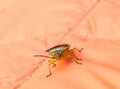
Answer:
[72,47,83,53]
[52,64,56,68]
[69,48,83,64]
[72,48,83,60]
[73,55,83,65]
[46,59,57,78]
[78,48,83,52]
[46,63,52,78]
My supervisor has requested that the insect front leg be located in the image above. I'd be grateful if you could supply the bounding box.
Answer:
[46,59,57,78]
[46,63,52,78]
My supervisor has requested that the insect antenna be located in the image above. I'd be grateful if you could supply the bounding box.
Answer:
[33,55,52,58]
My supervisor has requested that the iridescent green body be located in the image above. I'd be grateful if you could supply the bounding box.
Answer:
[34,44,83,77]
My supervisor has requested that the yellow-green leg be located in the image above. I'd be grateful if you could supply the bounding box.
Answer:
[46,59,57,78]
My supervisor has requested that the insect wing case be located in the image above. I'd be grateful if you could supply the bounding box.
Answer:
[46,44,70,59]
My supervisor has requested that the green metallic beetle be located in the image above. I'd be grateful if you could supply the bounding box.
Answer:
[34,44,83,77]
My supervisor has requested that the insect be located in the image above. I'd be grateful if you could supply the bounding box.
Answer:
[34,44,83,77]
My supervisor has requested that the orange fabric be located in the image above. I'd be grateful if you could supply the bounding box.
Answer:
[0,0,120,89]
